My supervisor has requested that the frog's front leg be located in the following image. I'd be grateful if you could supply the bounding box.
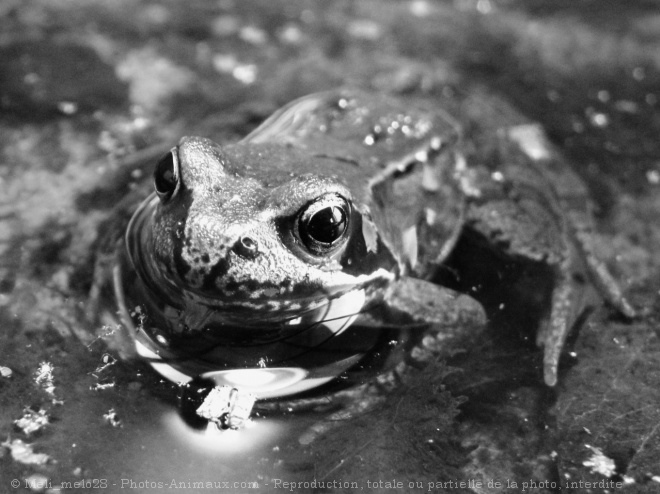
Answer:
[278,280,487,444]
[381,276,488,357]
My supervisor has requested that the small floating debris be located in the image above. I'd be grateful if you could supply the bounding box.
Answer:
[232,64,257,85]
[0,365,12,378]
[278,23,303,44]
[57,101,78,115]
[583,444,616,477]
[86,325,121,350]
[196,385,256,430]
[646,169,660,185]
[35,362,55,395]
[2,438,51,466]
[347,19,382,40]
[92,353,117,376]
[585,107,609,128]
[211,54,257,85]
[90,382,115,392]
[239,25,268,45]
[14,408,49,435]
[410,0,432,17]
[103,409,122,428]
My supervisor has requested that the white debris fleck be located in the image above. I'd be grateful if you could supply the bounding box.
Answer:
[103,409,122,428]
[646,169,660,185]
[278,23,303,44]
[0,366,12,378]
[212,53,238,73]
[14,408,49,435]
[491,171,504,182]
[410,0,432,17]
[425,207,437,226]
[2,438,51,465]
[586,108,609,128]
[454,152,482,198]
[507,124,551,161]
[232,64,257,85]
[651,475,660,483]
[57,101,78,115]
[583,445,617,477]
[347,19,382,40]
[90,382,116,391]
[196,385,255,430]
[92,353,117,375]
[35,362,55,395]
[239,25,268,45]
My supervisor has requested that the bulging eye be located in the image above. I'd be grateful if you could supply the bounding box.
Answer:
[154,148,180,201]
[298,194,350,256]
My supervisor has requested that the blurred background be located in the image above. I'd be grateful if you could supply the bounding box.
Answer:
[0,1,659,493]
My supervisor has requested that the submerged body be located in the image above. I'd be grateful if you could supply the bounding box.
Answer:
[103,89,633,427]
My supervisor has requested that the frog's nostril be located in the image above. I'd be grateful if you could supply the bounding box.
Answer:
[233,236,259,259]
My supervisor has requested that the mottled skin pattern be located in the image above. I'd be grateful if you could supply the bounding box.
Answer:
[107,89,634,436]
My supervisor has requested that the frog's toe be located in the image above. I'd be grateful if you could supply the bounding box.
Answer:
[542,340,561,387]
[538,271,589,386]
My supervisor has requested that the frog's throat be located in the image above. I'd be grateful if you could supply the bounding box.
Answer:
[115,252,397,399]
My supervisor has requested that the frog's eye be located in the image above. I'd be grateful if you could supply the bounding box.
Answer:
[298,194,350,256]
[154,148,180,201]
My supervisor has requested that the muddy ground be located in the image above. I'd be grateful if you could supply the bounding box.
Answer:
[0,1,659,493]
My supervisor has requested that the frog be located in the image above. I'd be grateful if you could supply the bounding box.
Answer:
[90,88,634,438]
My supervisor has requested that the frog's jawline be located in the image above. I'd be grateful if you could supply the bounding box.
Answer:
[120,194,394,359]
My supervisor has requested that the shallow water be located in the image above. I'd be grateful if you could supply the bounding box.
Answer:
[1,1,659,493]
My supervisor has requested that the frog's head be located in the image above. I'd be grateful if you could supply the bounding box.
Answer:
[126,136,399,340]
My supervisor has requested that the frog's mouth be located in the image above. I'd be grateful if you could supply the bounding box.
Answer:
[114,251,395,398]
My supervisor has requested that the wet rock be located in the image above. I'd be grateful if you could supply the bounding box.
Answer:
[0,41,127,118]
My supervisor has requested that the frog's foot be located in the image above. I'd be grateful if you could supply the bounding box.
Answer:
[465,125,636,386]
[536,249,594,386]
[538,234,635,386]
